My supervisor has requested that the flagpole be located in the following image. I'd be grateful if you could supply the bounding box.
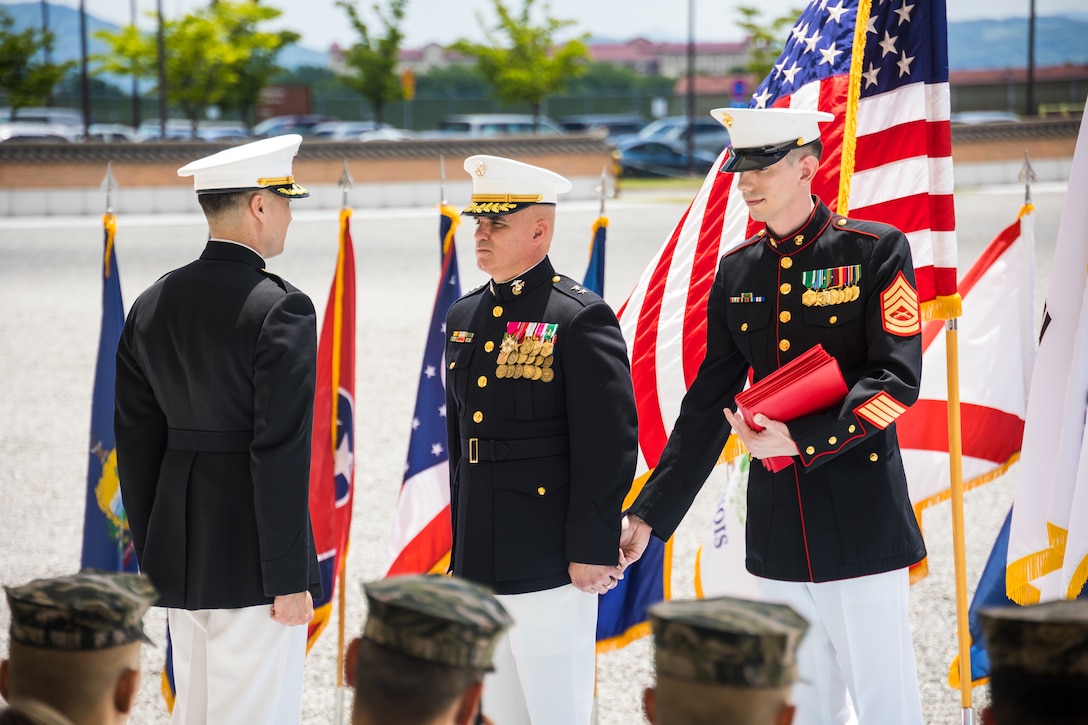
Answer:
[334,160,353,725]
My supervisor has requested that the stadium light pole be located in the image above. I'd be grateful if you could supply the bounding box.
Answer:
[157,0,167,139]
[40,0,52,106]
[686,0,696,176]
[131,0,140,129]
[79,0,90,139]
[1026,0,1036,117]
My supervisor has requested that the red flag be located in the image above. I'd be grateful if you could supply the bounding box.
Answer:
[307,208,356,650]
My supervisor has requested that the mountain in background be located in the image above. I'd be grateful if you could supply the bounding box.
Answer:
[0,2,329,81]
[0,1,1084,87]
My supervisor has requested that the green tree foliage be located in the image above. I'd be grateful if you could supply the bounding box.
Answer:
[211,2,299,126]
[271,65,346,94]
[336,0,408,126]
[450,0,589,129]
[415,64,490,98]
[735,5,804,81]
[565,62,674,97]
[0,8,73,116]
[95,1,296,134]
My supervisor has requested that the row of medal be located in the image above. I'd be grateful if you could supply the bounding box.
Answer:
[495,321,559,382]
[802,285,861,307]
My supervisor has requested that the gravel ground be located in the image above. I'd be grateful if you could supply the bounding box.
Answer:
[0,180,1067,724]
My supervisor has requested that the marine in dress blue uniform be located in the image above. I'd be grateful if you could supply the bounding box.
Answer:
[445,155,638,724]
[622,109,926,725]
[114,135,320,725]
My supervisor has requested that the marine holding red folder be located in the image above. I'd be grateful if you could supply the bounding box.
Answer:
[618,108,927,724]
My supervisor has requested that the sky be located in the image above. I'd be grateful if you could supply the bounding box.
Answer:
[11,0,1086,51]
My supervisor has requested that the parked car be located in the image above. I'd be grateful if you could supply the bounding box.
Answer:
[252,114,337,138]
[434,113,565,136]
[136,119,248,142]
[612,138,718,178]
[0,106,83,130]
[560,114,647,138]
[85,123,138,142]
[0,121,75,143]
[614,115,731,156]
[949,111,1021,125]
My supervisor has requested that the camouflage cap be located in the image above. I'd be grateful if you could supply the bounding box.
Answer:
[649,596,809,688]
[5,570,157,651]
[980,599,1088,676]
[362,575,512,671]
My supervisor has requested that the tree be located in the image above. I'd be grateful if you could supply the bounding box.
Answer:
[211,2,299,128]
[735,5,804,81]
[95,1,297,134]
[415,63,490,98]
[450,0,589,130]
[565,62,674,97]
[0,8,73,117]
[336,0,407,126]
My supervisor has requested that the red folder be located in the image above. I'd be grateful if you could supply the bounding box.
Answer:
[734,344,848,472]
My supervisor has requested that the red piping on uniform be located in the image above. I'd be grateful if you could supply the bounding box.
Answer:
[793,464,814,581]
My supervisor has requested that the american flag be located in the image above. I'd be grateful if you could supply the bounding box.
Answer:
[618,0,956,568]
[386,206,462,576]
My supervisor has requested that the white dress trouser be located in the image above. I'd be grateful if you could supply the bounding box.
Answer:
[482,584,598,725]
[168,605,307,725]
[756,568,923,725]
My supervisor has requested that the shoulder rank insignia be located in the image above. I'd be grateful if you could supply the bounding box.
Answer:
[880,271,920,336]
[729,293,766,303]
[450,331,474,343]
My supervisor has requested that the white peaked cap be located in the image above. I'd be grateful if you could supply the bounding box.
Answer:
[710,108,835,172]
[177,133,309,198]
[461,155,572,217]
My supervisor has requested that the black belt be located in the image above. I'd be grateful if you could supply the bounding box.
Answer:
[461,435,569,464]
[167,428,252,453]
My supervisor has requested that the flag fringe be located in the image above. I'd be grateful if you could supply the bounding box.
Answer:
[306,602,333,654]
[1006,521,1068,605]
[715,433,747,466]
[595,622,653,655]
[922,294,963,321]
[946,654,991,691]
[836,0,872,214]
[161,669,176,713]
[440,204,460,255]
[103,212,116,277]
[1066,553,1088,599]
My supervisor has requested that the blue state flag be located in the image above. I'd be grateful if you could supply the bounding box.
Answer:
[80,212,137,572]
[582,216,608,297]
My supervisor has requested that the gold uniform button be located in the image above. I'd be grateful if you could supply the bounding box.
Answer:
[829,315,838,325]
[492,305,503,317]
[780,283,792,295]
[781,257,793,269]
[848,425,856,433]
[552,275,561,283]
[741,322,749,332]
[870,452,879,462]
[484,341,495,352]
[449,361,456,369]
[779,339,790,352]
[837,218,848,226]
[537,486,546,496]
[477,376,487,388]
[806,446,815,455]
[779,311,791,323]
[828,436,837,445]
[473,411,483,423]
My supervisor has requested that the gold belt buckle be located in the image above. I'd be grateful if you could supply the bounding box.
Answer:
[469,438,479,464]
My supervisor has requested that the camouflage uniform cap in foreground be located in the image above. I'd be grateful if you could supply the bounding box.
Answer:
[980,599,1088,676]
[362,575,513,671]
[5,570,157,651]
[649,596,809,688]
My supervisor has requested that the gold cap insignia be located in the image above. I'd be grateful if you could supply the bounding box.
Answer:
[721,112,734,128]
[475,160,487,177]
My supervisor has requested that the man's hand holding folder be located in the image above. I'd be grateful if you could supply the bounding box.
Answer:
[728,344,848,472]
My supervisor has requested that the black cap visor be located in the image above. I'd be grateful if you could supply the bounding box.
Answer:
[719,138,806,173]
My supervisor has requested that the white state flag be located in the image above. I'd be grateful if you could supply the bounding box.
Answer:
[1007,113,1088,605]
